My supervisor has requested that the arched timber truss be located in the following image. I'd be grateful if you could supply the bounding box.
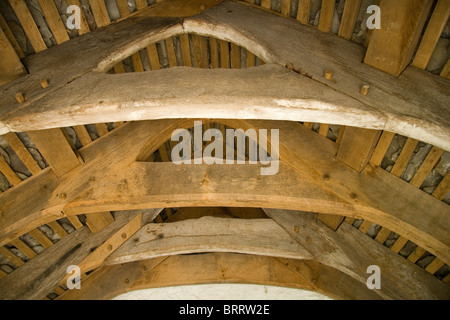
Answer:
[0,0,449,300]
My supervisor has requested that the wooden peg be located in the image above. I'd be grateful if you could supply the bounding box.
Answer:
[360,84,370,96]
[324,69,333,80]
[40,79,49,88]
[15,92,25,103]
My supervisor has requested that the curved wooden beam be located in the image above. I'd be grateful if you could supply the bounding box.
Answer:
[57,253,382,300]
[0,119,448,266]
[264,209,450,300]
[0,2,448,151]
[62,161,355,216]
[105,217,313,264]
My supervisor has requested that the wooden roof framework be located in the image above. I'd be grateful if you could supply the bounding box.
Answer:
[0,0,449,300]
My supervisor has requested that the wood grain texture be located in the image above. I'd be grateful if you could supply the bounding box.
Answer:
[8,0,47,52]
[412,0,450,70]
[0,213,139,300]
[1,2,448,152]
[1,119,449,265]
[27,128,80,177]
[0,26,27,86]
[337,127,381,172]
[37,0,70,44]
[364,0,434,76]
[58,253,380,300]
[3,132,41,175]
[265,209,450,300]
[338,0,362,40]
[107,217,313,264]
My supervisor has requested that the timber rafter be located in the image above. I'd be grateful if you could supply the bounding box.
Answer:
[0,1,448,151]
[0,119,448,267]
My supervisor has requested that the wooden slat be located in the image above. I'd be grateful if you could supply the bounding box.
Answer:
[246,50,255,67]
[158,145,170,162]
[370,131,395,166]
[163,208,173,219]
[390,138,419,177]
[3,132,41,175]
[8,0,47,52]
[116,0,131,18]
[410,146,444,188]
[113,61,126,74]
[67,216,84,230]
[364,0,433,76]
[88,0,111,28]
[66,213,141,275]
[318,123,329,137]
[37,0,70,44]
[281,0,290,16]
[318,0,335,33]
[374,227,391,245]
[191,34,209,68]
[358,220,372,234]
[131,52,144,72]
[336,127,381,172]
[432,172,450,200]
[73,125,92,146]
[297,0,311,24]
[425,257,445,275]
[53,286,65,296]
[0,11,24,58]
[338,0,362,40]
[28,229,53,249]
[230,43,241,69]
[303,122,313,129]
[146,43,161,70]
[10,238,37,259]
[135,0,148,10]
[219,40,230,68]
[95,123,109,136]
[27,128,80,177]
[47,221,68,238]
[440,59,450,79]
[261,0,271,9]
[0,22,27,86]
[85,212,115,233]
[66,0,90,35]
[412,0,450,70]
[391,236,408,253]
[209,37,219,68]
[165,37,178,67]
[179,34,192,67]
[0,156,22,186]
[0,246,24,267]
[408,247,426,263]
